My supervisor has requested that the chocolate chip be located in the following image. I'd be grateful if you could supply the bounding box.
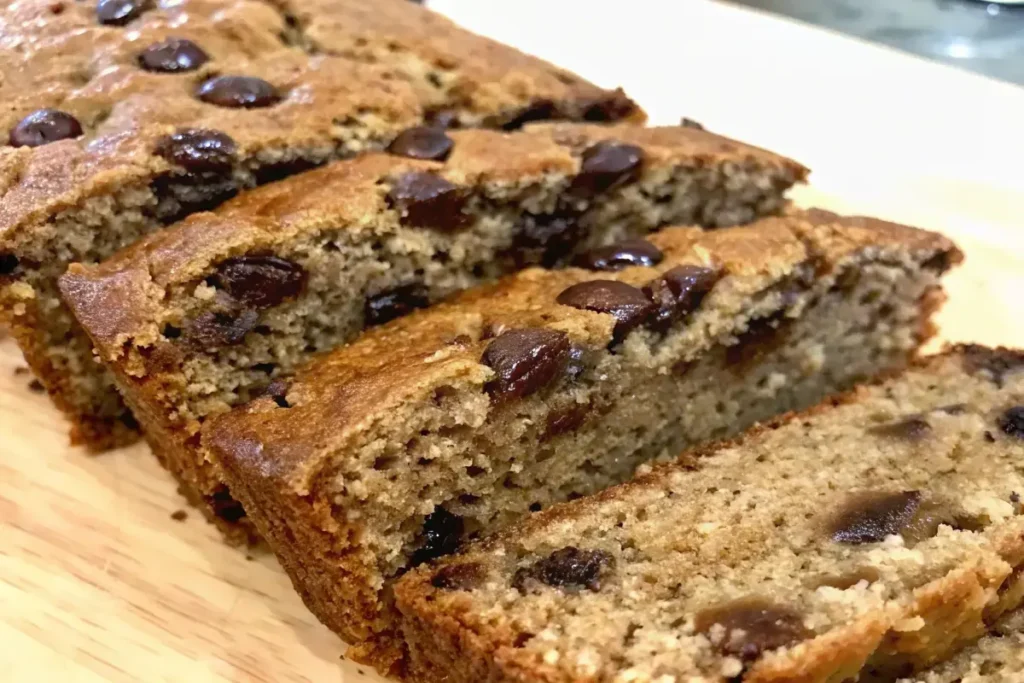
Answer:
[364,284,429,327]
[998,406,1024,439]
[542,402,589,442]
[680,117,705,130]
[185,309,259,349]
[695,598,809,661]
[9,109,83,147]
[96,0,149,25]
[138,38,209,73]
[961,345,1024,388]
[496,100,555,131]
[387,127,454,161]
[410,508,463,566]
[425,109,461,130]
[482,328,570,403]
[575,239,663,272]
[510,213,583,268]
[830,491,923,544]
[431,562,485,591]
[726,310,790,367]
[512,547,614,592]
[556,280,653,343]
[579,89,639,122]
[386,171,468,231]
[196,75,281,109]
[252,157,323,185]
[265,379,291,408]
[151,172,238,221]
[571,141,644,196]
[214,256,307,309]
[155,129,237,173]
[643,265,721,332]
[868,416,932,441]
[0,253,19,275]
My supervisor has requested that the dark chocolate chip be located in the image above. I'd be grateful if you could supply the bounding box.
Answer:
[28,379,45,393]
[151,172,238,221]
[482,328,570,402]
[386,171,468,231]
[155,129,237,172]
[512,547,614,592]
[0,253,19,275]
[694,598,810,661]
[431,562,485,591]
[830,491,923,545]
[643,265,721,332]
[364,283,429,327]
[998,406,1024,439]
[498,100,555,131]
[387,126,454,161]
[214,255,307,309]
[252,157,323,185]
[185,309,259,349]
[510,213,583,268]
[9,109,83,147]
[138,38,209,72]
[556,280,653,343]
[411,508,463,566]
[579,90,639,122]
[868,416,932,441]
[96,0,149,25]
[961,345,1024,388]
[679,117,705,130]
[542,402,589,442]
[575,239,663,272]
[726,310,791,367]
[571,141,644,196]
[196,75,281,109]
[265,379,291,408]
[208,486,246,523]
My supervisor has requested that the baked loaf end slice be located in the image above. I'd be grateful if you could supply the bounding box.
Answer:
[0,0,642,450]
[901,611,1024,683]
[205,211,958,671]
[395,346,1024,683]
[61,122,807,539]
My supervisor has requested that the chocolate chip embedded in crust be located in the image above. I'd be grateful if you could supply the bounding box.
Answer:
[643,265,721,332]
[0,254,19,275]
[998,406,1024,439]
[96,0,150,25]
[185,309,259,349]
[410,508,464,567]
[155,129,237,172]
[510,213,583,268]
[830,491,923,545]
[575,239,664,272]
[482,328,570,403]
[138,38,210,73]
[431,562,485,591]
[496,99,556,131]
[571,141,644,196]
[868,416,932,441]
[556,280,654,344]
[512,547,614,592]
[196,75,281,109]
[542,402,589,442]
[386,171,469,231]
[695,598,810,661]
[214,256,307,309]
[387,126,454,161]
[364,283,430,327]
[9,109,83,148]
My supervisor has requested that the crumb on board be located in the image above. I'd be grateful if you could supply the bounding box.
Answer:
[14,366,29,376]
[170,510,188,522]
[28,379,44,393]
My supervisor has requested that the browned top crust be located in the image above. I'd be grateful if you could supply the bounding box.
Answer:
[204,211,959,494]
[60,123,808,354]
[0,0,642,244]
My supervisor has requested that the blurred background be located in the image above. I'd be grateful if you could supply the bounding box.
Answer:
[724,0,1024,84]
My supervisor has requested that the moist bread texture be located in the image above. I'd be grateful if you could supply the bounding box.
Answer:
[61,122,806,540]
[0,0,644,449]
[206,210,958,672]
[395,346,1024,683]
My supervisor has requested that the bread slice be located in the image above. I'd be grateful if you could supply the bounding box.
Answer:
[394,346,1024,683]
[0,0,644,450]
[205,210,958,671]
[900,611,1023,683]
[61,123,806,539]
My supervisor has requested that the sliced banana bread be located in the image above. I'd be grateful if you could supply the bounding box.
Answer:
[901,611,1024,683]
[61,123,806,540]
[0,0,643,449]
[205,211,958,671]
[395,346,1024,683]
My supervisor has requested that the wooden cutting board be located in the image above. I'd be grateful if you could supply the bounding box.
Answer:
[3,3,1024,682]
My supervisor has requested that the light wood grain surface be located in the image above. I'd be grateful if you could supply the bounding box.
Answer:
[3,2,1024,682]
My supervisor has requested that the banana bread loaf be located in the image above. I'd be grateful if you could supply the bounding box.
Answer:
[206,210,958,671]
[901,611,1024,683]
[61,122,806,540]
[0,0,643,449]
[395,346,1024,683]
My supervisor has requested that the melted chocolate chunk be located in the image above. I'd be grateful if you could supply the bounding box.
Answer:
[961,345,1024,388]
[512,547,614,592]
[265,379,291,408]
[556,280,653,343]
[830,491,923,544]
[542,402,590,442]
[387,126,454,161]
[998,406,1024,439]
[643,265,720,332]
[496,100,556,131]
[151,172,238,221]
[482,328,571,402]
[575,239,663,272]
[9,109,82,147]
[411,508,464,566]
[364,284,430,327]
[96,0,149,25]
[214,256,307,309]
[431,562,485,591]
[509,213,583,268]
[155,129,237,172]
[138,38,209,72]
[196,75,281,108]
[579,90,638,122]
[387,171,468,231]
[571,141,644,196]
[0,253,19,276]
[185,309,259,349]
[252,157,323,185]
[695,598,810,661]
[868,416,932,441]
